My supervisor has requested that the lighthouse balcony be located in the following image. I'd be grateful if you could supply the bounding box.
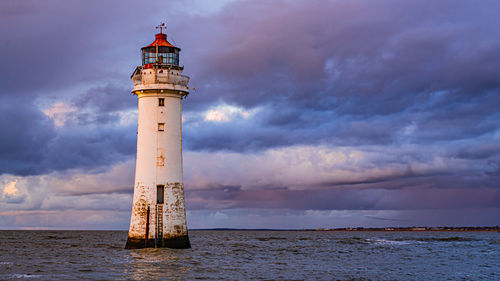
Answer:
[131,66,190,87]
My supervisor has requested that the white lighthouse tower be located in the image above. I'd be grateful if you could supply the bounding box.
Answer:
[125,23,191,249]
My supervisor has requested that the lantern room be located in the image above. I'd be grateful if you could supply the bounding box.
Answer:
[141,33,180,67]
[131,23,190,91]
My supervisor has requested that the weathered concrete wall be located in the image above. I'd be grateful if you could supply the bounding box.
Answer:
[163,182,189,239]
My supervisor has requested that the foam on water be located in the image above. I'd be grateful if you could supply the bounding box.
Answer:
[10,274,41,279]
[369,238,412,245]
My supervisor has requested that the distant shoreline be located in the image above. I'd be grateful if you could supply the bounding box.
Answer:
[192,226,500,232]
[0,226,498,232]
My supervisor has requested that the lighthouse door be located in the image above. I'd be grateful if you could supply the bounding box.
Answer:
[156,185,165,247]
[156,185,164,204]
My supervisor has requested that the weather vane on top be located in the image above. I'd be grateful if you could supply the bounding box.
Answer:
[156,22,167,34]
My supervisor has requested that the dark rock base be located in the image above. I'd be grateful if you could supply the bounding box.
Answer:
[125,235,191,249]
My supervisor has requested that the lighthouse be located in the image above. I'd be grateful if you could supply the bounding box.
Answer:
[125,23,191,249]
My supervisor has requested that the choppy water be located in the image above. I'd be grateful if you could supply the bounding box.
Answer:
[0,230,498,280]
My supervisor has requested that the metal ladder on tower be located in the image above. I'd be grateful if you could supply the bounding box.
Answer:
[156,204,164,247]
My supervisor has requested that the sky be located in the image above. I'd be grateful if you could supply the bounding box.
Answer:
[0,0,499,230]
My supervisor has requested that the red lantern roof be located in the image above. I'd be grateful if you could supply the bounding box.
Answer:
[142,33,177,49]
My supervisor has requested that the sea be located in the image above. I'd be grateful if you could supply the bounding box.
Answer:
[0,230,498,280]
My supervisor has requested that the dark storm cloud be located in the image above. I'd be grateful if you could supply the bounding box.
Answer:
[0,1,143,175]
[0,96,136,175]
[186,185,500,211]
[75,84,135,114]
[179,0,500,152]
[0,1,120,95]
[0,84,136,175]
[0,97,55,175]
[42,126,136,171]
[185,0,500,106]
[184,118,293,151]
[71,84,136,126]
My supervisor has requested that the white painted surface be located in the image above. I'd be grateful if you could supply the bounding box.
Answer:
[135,94,182,184]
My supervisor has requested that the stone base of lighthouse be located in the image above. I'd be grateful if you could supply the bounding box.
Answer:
[125,235,190,249]
[125,182,191,249]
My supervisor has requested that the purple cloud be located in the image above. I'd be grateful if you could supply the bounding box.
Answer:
[0,0,499,229]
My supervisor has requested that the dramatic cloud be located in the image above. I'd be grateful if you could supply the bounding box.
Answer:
[180,0,500,150]
[0,0,499,229]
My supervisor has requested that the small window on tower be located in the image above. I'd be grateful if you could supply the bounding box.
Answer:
[159,98,165,106]
[158,123,165,131]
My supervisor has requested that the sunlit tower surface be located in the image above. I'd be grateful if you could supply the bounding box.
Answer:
[125,23,191,249]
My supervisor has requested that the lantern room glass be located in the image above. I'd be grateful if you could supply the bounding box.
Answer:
[142,46,179,66]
